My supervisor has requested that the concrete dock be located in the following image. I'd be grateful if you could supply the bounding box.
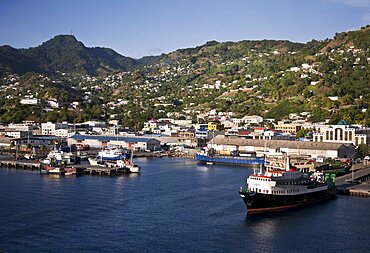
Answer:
[0,158,132,176]
[0,159,40,170]
[335,165,370,197]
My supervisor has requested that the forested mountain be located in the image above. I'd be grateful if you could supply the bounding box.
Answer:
[0,35,161,75]
[0,26,369,127]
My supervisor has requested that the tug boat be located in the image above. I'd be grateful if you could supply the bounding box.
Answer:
[105,158,140,173]
[40,164,65,175]
[239,155,336,214]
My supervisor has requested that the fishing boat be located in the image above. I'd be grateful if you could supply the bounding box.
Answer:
[88,157,106,166]
[98,147,131,161]
[41,149,79,165]
[104,153,140,173]
[239,155,336,214]
[124,154,140,173]
[40,164,65,175]
[125,148,140,173]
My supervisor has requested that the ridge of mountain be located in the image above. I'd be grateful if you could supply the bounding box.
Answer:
[0,26,369,126]
[0,35,161,75]
[1,26,369,76]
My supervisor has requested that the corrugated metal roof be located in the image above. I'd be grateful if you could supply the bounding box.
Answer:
[71,134,156,143]
[211,135,354,150]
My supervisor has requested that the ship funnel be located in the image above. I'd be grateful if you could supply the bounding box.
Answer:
[285,156,290,171]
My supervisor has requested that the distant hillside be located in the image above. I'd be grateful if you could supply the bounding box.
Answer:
[321,25,370,52]
[0,35,162,76]
[0,26,369,126]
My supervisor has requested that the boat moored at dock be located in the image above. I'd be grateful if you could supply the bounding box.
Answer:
[196,148,264,167]
[98,147,131,161]
[239,155,336,214]
[40,164,65,175]
[104,158,140,173]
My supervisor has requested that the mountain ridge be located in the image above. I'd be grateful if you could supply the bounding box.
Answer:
[0,25,369,126]
[0,34,161,75]
[1,26,369,76]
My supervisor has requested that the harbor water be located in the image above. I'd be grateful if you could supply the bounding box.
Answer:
[0,157,369,253]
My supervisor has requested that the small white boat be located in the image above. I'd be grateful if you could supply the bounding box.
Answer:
[105,159,140,173]
[126,149,140,173]
[45,150,77,165]
[88,157,106,166]
[126,163,140,173]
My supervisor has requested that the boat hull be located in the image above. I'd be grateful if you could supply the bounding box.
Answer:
[100,154,131,161]
[196,153,264,167]
[40,166,65,175]
[239,189,336,214]
[126,165,140,173]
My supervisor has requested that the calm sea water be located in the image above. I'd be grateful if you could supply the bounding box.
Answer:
[0,157,369,253]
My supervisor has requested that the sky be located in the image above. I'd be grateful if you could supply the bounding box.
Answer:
[0,0,369,58]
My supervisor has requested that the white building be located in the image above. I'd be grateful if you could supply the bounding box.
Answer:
[68,134,161,151]
[7,123,36,131]
[54,129,75,138]
[20,98,38,105]
[3,130,32,139]
[313,124,367,146]
[242,115,264,125]
[41,122,69,135]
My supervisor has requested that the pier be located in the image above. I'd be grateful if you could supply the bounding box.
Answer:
[0,158,133,176]
[336,164,370,197]
[83,165,129,175]
[0,159,40,170]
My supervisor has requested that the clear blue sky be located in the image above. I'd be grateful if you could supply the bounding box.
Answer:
[0,0,369,58]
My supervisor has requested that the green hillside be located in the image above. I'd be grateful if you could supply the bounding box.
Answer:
[0,26,369,127]
[0,35,161,75]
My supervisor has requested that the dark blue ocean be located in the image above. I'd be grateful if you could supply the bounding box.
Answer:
[0,157,369,253]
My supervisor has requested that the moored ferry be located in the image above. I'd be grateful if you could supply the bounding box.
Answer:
[239,155,336,214]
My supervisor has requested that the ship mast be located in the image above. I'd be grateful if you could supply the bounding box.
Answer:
[264,139,268,173]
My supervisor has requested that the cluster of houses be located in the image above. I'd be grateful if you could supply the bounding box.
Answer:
[2,42,367,126]
[0,115,369,161]
[1,42,368,161]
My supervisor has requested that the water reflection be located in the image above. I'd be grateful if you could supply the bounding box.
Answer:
[195,166,209,172]
[114,173,140,183]
[40,174,62,181]
[245,215,279,236]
